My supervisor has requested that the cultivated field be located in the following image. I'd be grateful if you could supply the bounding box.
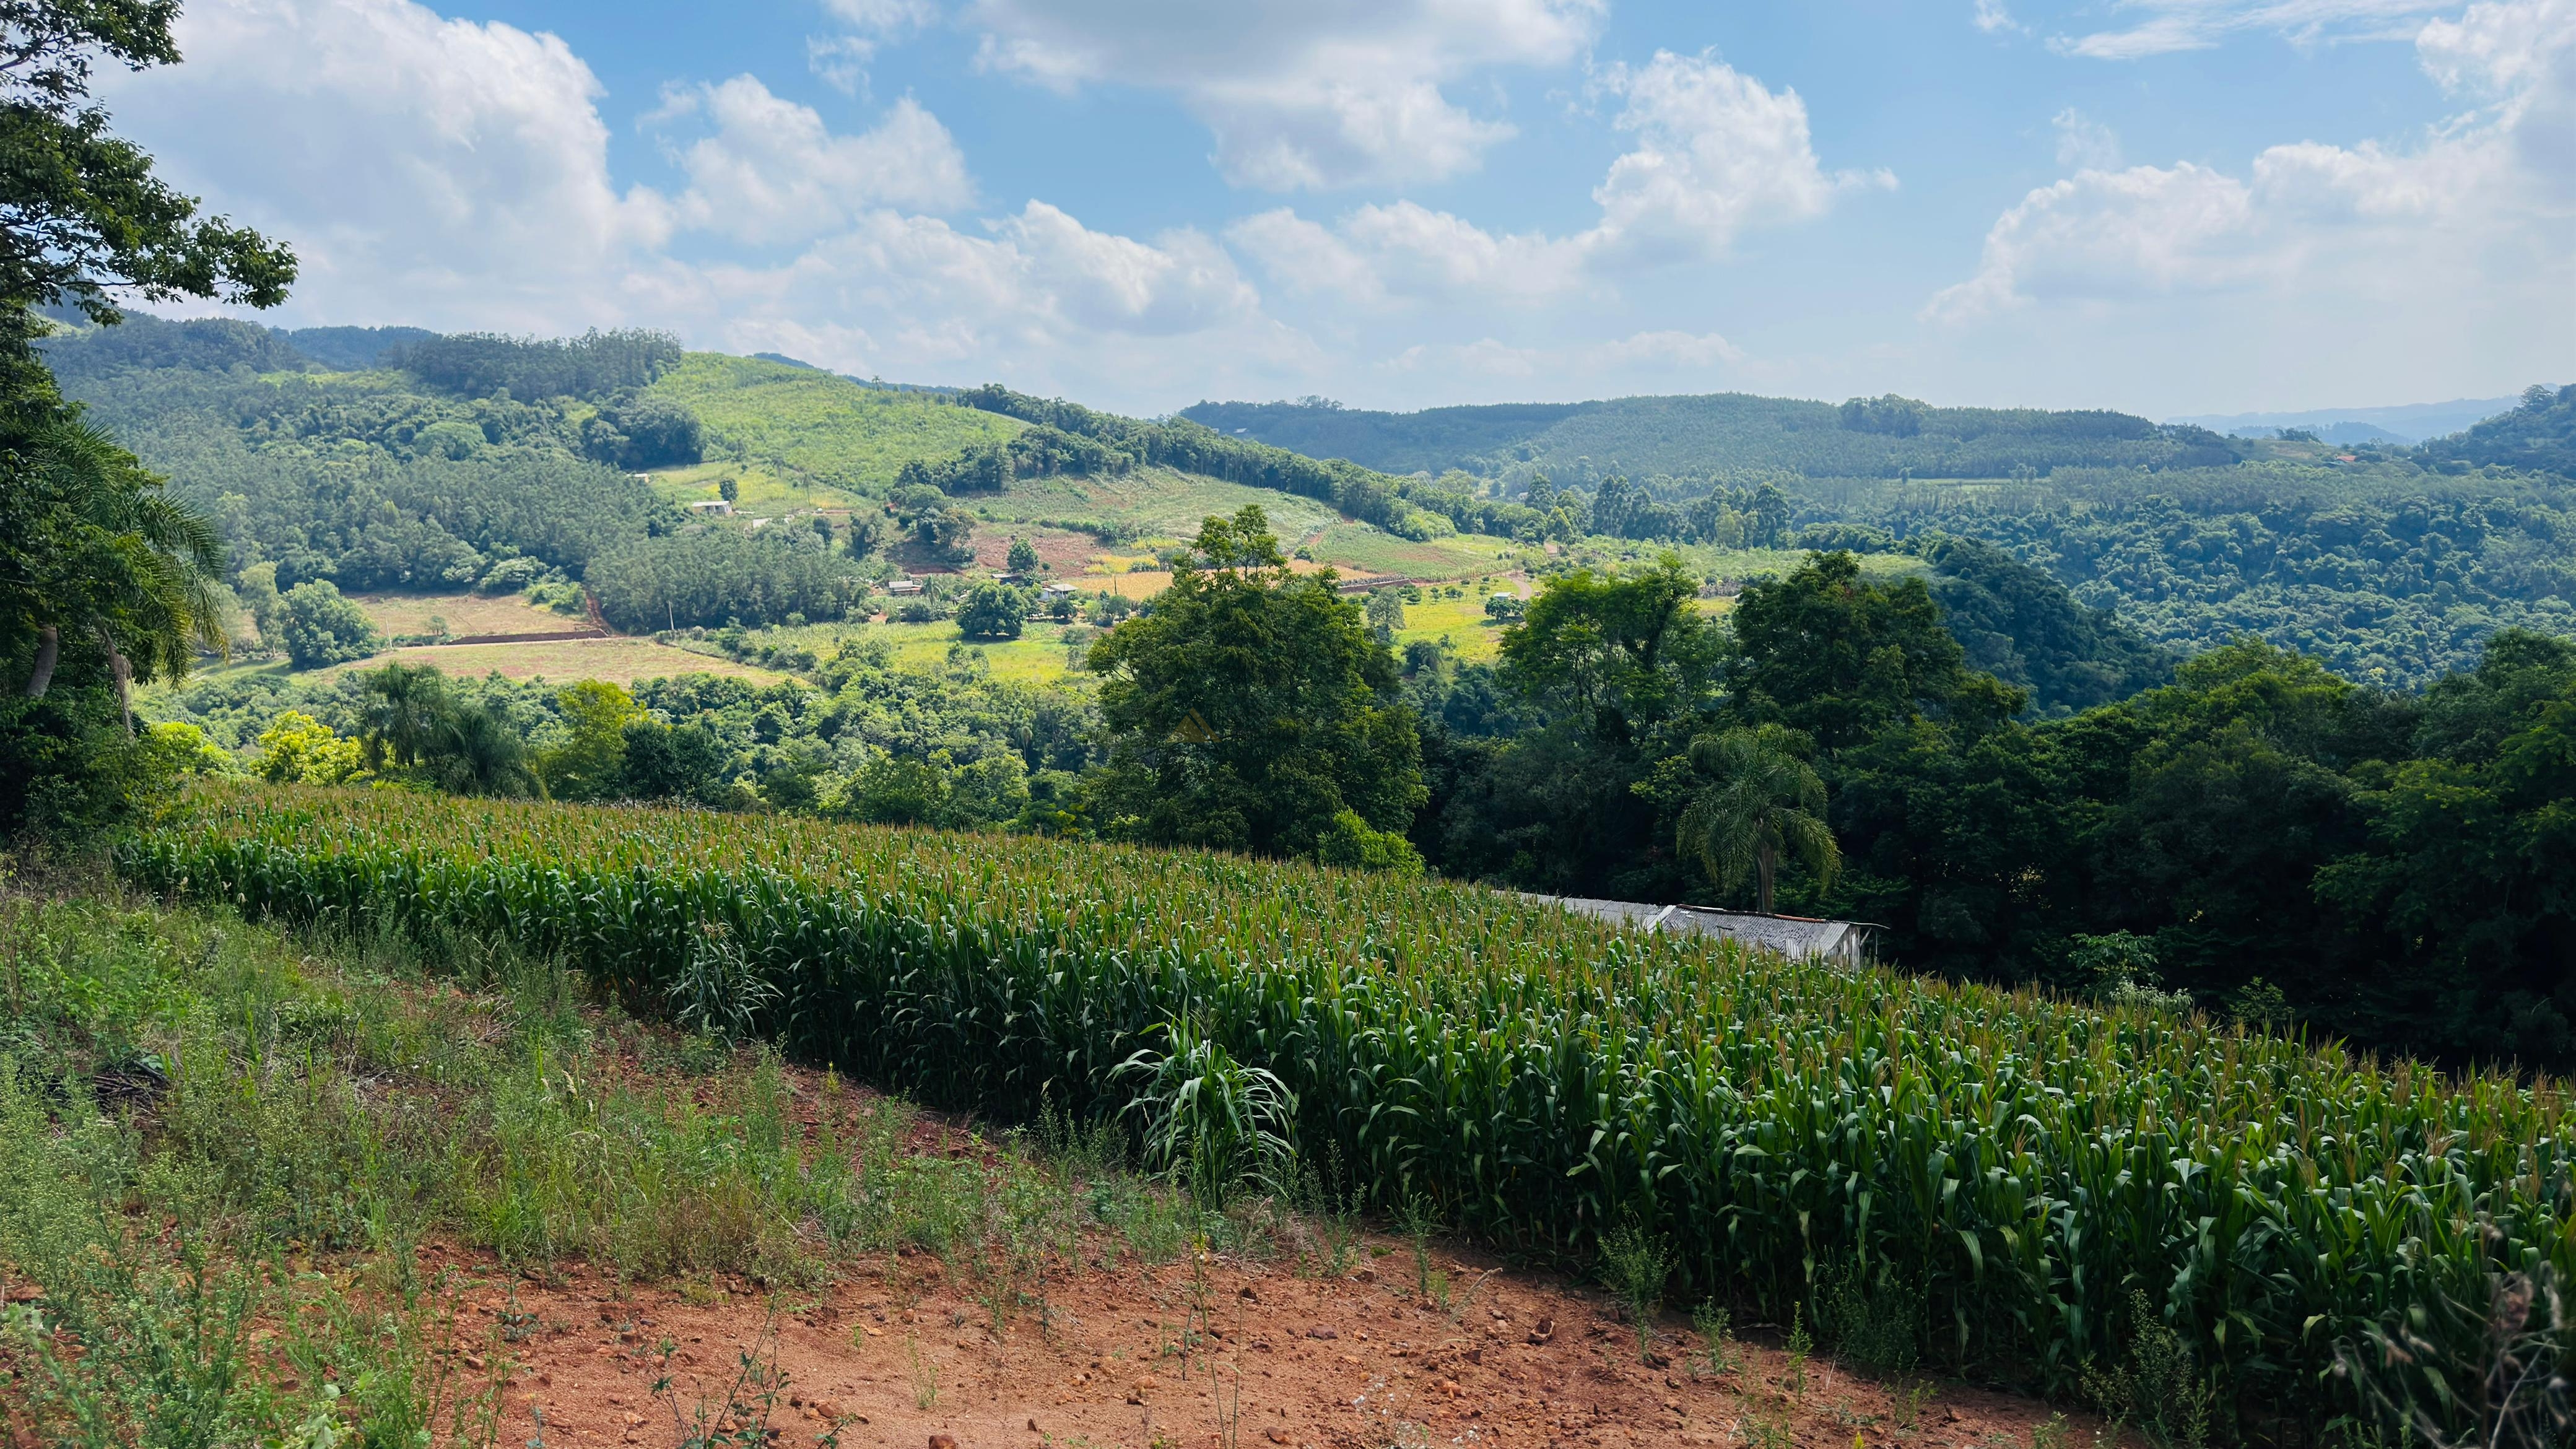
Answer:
[123,785,2576,1440]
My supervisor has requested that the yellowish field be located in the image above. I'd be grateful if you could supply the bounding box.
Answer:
[347,591,576,638]
[318,637,783,687]
[1391,592,1516,665]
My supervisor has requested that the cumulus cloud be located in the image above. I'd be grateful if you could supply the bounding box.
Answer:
[99,0,1286,406]
[1930,0,2572,321]
[1231,50,1886,307]
[655,79,974,245]
[2052,0,2456,60]
[961,0,1603,189]
[100,0,676,329]
[1587,50,1890,266]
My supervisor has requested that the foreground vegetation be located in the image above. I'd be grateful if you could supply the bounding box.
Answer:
[123,784,2576,1440]
[0,880,1247,1446]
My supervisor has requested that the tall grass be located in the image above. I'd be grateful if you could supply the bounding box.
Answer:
[125,785,2576,1436]
[0,884,1203,1444]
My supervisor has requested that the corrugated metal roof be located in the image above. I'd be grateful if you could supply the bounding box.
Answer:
[1523,894,1875,966]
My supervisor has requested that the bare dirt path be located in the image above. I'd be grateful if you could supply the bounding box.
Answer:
[447,1214,2089,1449]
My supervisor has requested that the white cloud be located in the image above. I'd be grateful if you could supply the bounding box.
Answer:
[1974,0,2028,34]
[1931,0,2573,321]
[1588,50,1889,266]
[2052,1,2454,60]
[807,0,939,94]
[100,0,677,330]
[100,0,1290,407]
[655,78,974,245]
[1232,50,1886,306]
[962,0,1604,189]
[2052,108,2125,169]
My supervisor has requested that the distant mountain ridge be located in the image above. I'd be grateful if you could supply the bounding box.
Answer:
[2167,396,2521,445]
[1181,393,2240,482]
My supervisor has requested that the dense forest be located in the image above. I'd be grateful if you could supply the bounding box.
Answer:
[1196,385,2576,687]
[1183,391,2248,480]
[1403,548,2575,1070]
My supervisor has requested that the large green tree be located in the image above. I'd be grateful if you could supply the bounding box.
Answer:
[1,0,295,335]
[1085,505,1424,858]
[0,1,294,839]
[1725,550,2024,751]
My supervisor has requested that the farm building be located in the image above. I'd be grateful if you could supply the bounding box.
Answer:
[1531,895,1877,968]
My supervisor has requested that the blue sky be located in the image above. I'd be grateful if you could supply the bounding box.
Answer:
[107,0,2572,416]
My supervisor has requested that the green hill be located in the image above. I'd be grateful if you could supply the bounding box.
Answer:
[1183,391,2241,481]
[1182,389,2576,686]
[643,353,1023,495]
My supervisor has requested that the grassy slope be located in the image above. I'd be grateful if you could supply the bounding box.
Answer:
[645,354,1023,497]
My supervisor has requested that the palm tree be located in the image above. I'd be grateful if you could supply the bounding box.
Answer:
[355,661,455,770]
[9,418,228,727]
[429,702,535,798]
[1675,724,1840,913]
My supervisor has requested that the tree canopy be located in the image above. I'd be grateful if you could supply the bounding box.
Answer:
[1084,505,1424,858]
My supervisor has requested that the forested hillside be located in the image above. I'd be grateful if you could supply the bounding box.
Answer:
[1191,388,2576,686]
[1185,391,2244,480]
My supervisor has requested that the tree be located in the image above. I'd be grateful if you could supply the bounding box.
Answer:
[1315,807,1424,876]
[955,580,1030,640]
[352,660,531,796]
[0,0,296,335]
[1673,724,1840,912]
[4,415,227,723]
[915,505,975,562]
[0,0,293,844]
[355,660,450,769]
[717,476,738,503]
[617,718,731,804]
[1365,586,1404,640]
[1726,551,2022,752]
[536,679,643,800]
[279,580,379,669]
[1086,505,1424,858]
[254,710,367,785]
[1499,557,1721,744]
[1007,536,1039,572]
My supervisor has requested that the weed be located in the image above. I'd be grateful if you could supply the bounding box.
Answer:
[1398,1192,1448,1308]
[2031,1412,2072,1449]
[1113,1017,1298,1211]
[1738,1411,1797,1449]
[1785,1304,1812,1395]
[1816,1254,1925,1378]
[1691,1300,1740,1379]
[1893,1378,1939,1429]
[1291,1151,1363,1279]
[1598,1217,1676,1362]
[905,1331,939,1409]
[2082,1290,2215,1449]
[653,1310,788,1448]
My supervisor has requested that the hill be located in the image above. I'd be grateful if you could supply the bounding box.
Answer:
[1185,389,2576,687]
[642,352,1023,497]
[1183,391,2242,481]
[2169,394,2520,445]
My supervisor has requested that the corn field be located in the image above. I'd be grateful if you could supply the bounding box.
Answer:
[123,785,2574,1438]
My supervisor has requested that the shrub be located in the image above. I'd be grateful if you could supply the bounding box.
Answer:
[280,581,380,669]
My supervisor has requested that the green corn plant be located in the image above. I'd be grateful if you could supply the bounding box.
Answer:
[1112,1017,1297,1211]
[120,783,2576,1439]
